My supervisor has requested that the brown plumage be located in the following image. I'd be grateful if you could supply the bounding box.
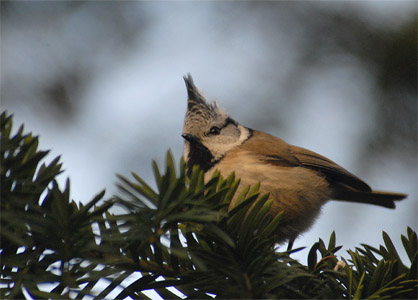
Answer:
[241,130,406,208]
[181,74,407,244]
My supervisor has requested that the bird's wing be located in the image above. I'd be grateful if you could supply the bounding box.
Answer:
[290,145,371,192]
[243,130,371,192]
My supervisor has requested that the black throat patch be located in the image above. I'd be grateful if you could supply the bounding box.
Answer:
[186,141,217,176]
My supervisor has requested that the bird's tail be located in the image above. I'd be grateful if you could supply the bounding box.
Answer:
[333,188,407,209]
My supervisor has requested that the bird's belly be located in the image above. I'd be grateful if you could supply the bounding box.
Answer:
[205,154,332,243]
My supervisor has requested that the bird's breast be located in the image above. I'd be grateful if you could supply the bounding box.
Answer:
[205,148,332,241]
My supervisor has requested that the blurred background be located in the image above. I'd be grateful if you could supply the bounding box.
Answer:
[1,0,417,268]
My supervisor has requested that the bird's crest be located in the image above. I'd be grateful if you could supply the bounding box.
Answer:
[183,74,228,133]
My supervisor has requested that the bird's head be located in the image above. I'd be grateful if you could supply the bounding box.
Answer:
[182,74,251,171]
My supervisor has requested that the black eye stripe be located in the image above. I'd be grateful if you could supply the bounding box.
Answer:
[225,117,237,126]
[208,117,237,135]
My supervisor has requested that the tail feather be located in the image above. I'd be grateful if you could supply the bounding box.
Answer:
[333,188,407,209]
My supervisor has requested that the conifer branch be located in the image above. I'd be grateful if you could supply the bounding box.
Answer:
[1,111,417,299]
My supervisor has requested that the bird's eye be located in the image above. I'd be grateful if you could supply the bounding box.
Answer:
[209,126,221,136]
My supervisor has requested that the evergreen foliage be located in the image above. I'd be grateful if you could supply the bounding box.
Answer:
[1,111,417,299]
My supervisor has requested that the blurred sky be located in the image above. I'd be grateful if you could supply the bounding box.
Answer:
[1,0,417,287]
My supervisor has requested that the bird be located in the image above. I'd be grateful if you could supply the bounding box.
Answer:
[181,74,407,246]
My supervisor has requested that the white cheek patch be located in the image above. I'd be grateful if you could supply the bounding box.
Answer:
[238,125,251,143]
[206,125,251,160]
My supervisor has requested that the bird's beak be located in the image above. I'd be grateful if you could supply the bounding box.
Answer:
[182,133,199,143]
